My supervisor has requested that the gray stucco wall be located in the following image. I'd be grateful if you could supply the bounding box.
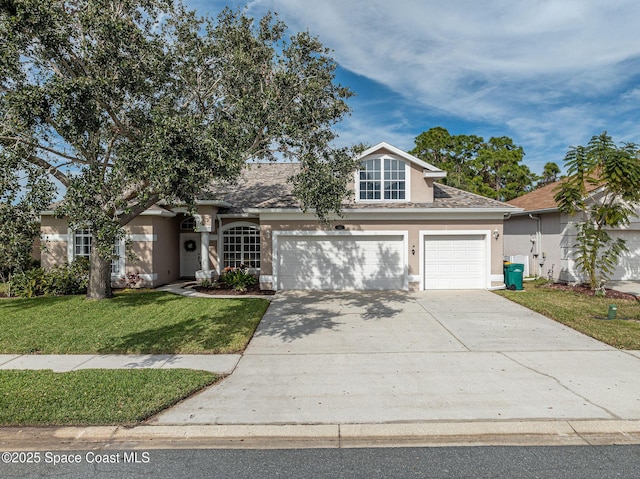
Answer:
[504,212,563,280]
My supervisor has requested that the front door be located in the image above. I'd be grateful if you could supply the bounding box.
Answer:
[180,233,200,278]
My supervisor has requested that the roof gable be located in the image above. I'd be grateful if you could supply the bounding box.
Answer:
[358,142,445,175]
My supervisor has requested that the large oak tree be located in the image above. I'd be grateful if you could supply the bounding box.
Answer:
[0,0,358,299]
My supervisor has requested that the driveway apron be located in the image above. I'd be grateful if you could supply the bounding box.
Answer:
[152,290,640,425]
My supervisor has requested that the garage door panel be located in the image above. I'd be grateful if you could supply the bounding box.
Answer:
[609,231,640,280]
[424,235,486,290]
[278,235,404,290]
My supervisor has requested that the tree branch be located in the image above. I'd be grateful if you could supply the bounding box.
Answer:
[117,193,160,226]
[27,154,70,187]
[95,98,135,140]
[1,135,97,167]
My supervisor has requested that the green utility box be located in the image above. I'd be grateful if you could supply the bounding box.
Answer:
[503,262,524,290]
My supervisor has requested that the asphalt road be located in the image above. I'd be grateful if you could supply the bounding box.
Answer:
[3,445,640,479]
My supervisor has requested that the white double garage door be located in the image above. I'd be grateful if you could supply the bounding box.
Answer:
[275,231,489,291]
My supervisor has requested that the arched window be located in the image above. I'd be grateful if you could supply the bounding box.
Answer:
[222,225,260,269]
[180,217,197,231]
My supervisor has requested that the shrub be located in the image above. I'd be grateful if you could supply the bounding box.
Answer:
[10,267,47,298]
[10,258,90,298]
[220,266,257,292]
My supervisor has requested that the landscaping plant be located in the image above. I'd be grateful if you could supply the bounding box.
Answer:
[554,132,640,292]
[220,266,258,292]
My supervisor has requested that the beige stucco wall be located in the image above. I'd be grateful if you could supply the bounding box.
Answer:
[124,217,154,282]
[409,162,434,203]
[151,216,180,286]
[40,214,180,288]
[40,217,69,269]
[260,217,504,289]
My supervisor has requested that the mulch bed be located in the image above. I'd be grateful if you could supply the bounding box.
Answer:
[192,283,275,296]
[542,282,639,301]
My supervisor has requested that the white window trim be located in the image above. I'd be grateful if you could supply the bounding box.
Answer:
[112,237,126,277]
[355,154,410,203]
[271,230,409,291]
[218,221,261,273]
[418,230,491,290]
[67,228,125,279]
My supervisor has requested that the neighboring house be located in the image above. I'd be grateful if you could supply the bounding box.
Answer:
[40,142,519,291]
[504,180,640,282]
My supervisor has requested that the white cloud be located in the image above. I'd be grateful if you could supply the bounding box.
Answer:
[187,0,640,174]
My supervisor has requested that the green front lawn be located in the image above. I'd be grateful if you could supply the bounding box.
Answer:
[495,281,640,349]
[0,369,217,426]
[0,291,270,354]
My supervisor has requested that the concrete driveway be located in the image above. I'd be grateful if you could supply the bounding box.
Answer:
[153,290,640,425]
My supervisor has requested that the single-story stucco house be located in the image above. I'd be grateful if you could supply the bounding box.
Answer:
[504,180,640,282]
[40,142,520,291]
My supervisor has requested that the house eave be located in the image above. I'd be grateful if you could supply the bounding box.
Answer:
[423,171,448,179]
[247,207,519,214]
[157,199,232,208]
[508,207,558,216]
[357,141,445,173]
[248,207,520,222]
[217,213,260,219]
[140,209,177,217]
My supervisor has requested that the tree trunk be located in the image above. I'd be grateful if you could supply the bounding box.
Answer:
[87,245,113,299]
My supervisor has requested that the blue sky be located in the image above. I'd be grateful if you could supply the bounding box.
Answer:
[186,0,640,175]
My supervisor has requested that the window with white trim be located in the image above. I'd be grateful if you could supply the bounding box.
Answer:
[111,240,122,275]
[73,229,121,275]
[359,158,381,200]
[358,157,406,200]
[74,229,92,258]
[222,226,260,269]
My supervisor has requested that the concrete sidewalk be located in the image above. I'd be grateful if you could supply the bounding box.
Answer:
[0,354,240,374]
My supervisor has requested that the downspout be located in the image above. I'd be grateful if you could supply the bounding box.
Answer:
[529,213,542,278]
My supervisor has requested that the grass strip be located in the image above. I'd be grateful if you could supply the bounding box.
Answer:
[0,369,217,426]
[0,291,269,354]
[495,282,640,349]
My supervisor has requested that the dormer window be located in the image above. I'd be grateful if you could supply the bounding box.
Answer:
[359,156,407,201]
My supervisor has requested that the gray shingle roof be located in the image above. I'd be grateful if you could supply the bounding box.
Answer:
[202,162,517,212]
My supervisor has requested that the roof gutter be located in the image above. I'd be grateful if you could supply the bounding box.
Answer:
[245,207,524,215]
[508,207,558,216]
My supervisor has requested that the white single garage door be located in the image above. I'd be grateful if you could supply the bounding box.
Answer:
[424,235,486,289]
[277,234,405,290]
[610,230,640,280]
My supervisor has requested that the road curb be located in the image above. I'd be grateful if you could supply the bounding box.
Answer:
[2,420,640,450]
